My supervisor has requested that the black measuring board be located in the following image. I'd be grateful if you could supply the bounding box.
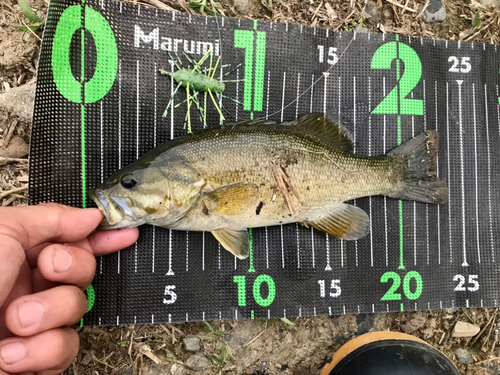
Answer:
[29,0,500,326]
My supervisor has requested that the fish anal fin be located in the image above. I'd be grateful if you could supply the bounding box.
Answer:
[212,228,249,259]
[203,182,259,215]
[293,114,353,152]
[305,203,370,240]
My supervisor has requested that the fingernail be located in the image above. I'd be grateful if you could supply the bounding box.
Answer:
[18,301,44,328]
[53,247,73,272]
[0,342,26,364]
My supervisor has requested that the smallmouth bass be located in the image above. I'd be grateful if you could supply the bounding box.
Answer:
[90,114,449,258]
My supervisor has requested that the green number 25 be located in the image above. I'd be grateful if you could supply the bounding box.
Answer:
[371,41,423,116]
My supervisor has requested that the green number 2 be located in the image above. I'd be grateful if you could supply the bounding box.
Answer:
[371,41,423,115]
[381,271,422,301]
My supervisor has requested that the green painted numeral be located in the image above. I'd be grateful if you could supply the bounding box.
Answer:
[403,271,423,300]
[80,284,95,326]
[234,28,266,113]
[253,275,276,307]
[380,272,401,301]
[233,274,276,307]
[52,5,118,104]
[381,271,423,301]
[371,41,423,115]
[233,275,246,306]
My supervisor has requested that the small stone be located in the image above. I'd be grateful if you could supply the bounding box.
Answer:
[224,334,232,341]
[452,321,481,338]
[170,364,185,375]
[0,82,35,123]
[124,368,134,375]
[185,353,210,371]
[446,307,459,314]
[455,348,473,364]
[424,0,446,22]
[478,0,500,8]
[0,136,29,163]
[142,363,171,375]
[363,0,381,22]
[182,337,202,352]
[233,0,250,14]
[401,314,427,334]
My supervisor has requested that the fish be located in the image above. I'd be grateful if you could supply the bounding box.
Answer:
[90,114,449,259]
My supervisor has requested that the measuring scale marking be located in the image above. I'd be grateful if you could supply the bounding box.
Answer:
[472,83,481,265]
[446,82,453,264]
[456,80,468,267]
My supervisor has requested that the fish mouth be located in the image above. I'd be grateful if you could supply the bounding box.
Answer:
[90,188,140,230]
[90,189,110,222]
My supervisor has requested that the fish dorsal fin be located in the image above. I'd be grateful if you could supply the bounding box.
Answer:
[212,228,249,259]
[293,114,353,152]
[203,182,259,215]
[304,203,370,240]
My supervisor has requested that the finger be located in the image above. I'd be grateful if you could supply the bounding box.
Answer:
[71,227,140,256]
[31,268,58,294]
[5,286,87,337]
[0,328,79,374]
[1,203,103,251]
[0,261,32,340]
[37,245,96,289]
[0,204,102,306]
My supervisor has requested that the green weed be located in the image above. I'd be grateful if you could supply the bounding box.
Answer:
[14,0,44,32]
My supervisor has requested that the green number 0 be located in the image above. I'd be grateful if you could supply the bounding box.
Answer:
[52,5,118,103]
[371,41,423,115]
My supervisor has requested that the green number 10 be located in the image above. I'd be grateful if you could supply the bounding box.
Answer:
[233,275,276,307]
[371,41,423,115]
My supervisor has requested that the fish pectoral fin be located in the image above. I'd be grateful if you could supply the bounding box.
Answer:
[203,182,259,215]
[305,203,370,240]
[212,228,250,259]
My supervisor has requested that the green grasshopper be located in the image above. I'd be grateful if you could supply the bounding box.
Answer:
[160,48,242,133]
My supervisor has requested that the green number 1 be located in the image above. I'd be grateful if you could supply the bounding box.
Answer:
[371,41,423,115]
[234,26,266,113]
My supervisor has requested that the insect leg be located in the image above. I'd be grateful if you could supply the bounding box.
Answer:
[162,82,183,118]
[208,89,225,121]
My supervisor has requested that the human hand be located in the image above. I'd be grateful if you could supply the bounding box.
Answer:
[0,203,139,375]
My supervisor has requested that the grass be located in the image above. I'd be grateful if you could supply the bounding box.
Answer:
[198,322,237,374]
[14,0,44,31]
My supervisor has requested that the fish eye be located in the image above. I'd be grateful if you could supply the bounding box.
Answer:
[121,175,137,189]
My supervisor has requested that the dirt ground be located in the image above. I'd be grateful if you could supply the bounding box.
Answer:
[2,0,500,374]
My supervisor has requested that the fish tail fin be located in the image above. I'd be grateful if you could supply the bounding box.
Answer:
[388,130,449,204]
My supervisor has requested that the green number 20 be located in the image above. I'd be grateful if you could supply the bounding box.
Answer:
[381,271,422,301]
[371,41,423,115]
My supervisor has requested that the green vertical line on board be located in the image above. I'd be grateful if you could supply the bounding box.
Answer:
[396,35,405,270]
[400,303,404,312]
[251,310,254,319]
[81,3,86,208]
[248,228,255,272]
[254,20,257,29]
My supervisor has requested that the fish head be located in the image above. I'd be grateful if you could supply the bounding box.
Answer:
[90,159,205,230]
